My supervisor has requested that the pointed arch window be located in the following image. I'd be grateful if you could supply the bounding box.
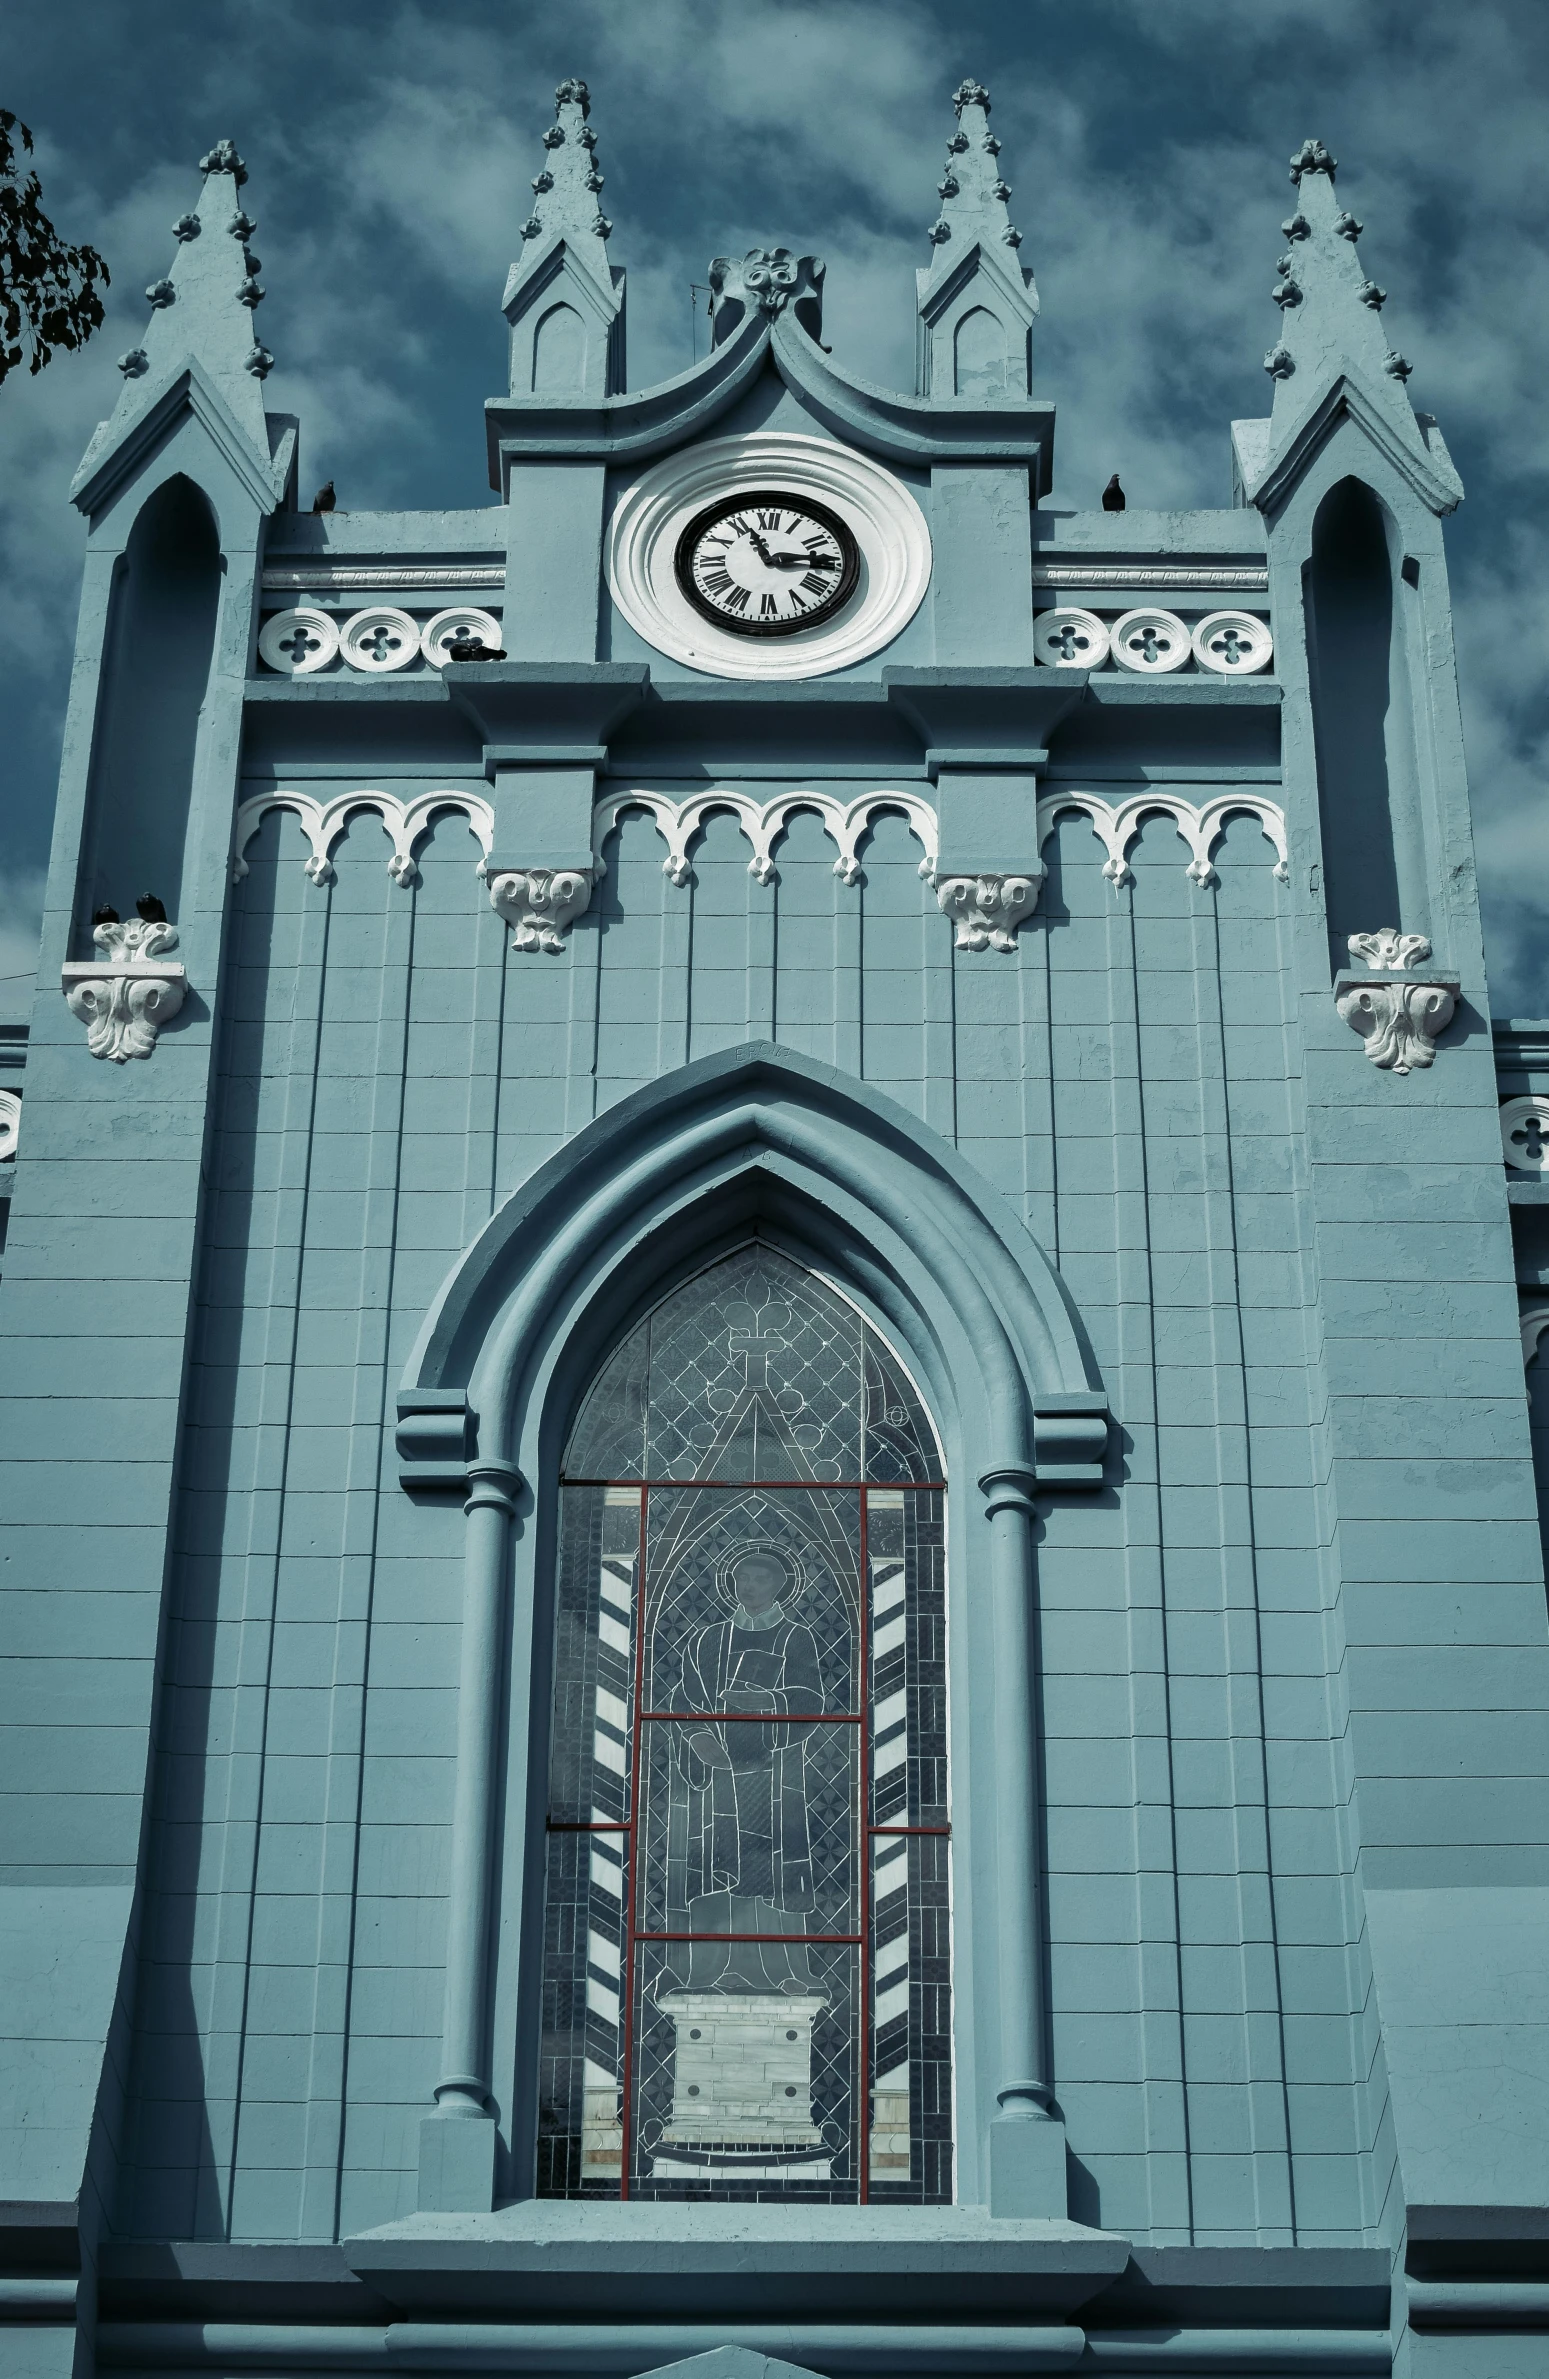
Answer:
[538,1245,951,2203]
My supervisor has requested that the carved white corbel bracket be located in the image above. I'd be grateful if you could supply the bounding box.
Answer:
[1334,930,1459,1075]
[933,870,1045,953]
[62,918,187,1062]
[0,1089,19,1160]
[486,867,595,954]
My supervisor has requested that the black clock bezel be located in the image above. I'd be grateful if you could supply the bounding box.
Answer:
[673,489,862,639]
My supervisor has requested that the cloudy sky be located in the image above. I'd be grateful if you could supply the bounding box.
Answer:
[1,0,1544,1017]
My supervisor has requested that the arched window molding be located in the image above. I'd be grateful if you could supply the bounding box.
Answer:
[396,1043,1109,2217]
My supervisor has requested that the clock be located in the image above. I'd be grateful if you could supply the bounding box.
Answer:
[674,490,860,639]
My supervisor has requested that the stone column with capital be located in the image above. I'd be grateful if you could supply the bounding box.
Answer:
[979,1461,1068,2216]
[420,1456,522,2213]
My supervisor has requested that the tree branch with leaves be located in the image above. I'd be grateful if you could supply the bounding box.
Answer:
[0,110,109,387]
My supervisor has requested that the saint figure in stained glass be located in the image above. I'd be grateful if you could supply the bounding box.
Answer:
[668,1543,824,1994]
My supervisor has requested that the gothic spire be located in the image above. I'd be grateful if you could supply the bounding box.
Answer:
[1235,138,1460,512]
[1261,141,1413,417]
[502,77,625,397]
[512,77,613,285]
[915,78,1037,398]
[922,79,1030,288]
[108,139,272,442]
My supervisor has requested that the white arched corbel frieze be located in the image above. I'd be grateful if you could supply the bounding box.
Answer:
[593,786,939,888]
[228,784,1289,956]
[230,788,495,888]
[1035,789,1290,889]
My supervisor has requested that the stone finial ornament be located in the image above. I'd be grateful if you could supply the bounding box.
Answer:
[1288,138,1337,181]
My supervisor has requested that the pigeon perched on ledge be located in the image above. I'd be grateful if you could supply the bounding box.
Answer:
[1102,473,1126,511]
[446,636,508,662]
[311,480,335,513]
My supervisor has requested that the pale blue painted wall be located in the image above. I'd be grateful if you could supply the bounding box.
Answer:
[1,92,1546,2379]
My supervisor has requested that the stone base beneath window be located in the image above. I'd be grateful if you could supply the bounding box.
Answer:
[658,1989,826,2159]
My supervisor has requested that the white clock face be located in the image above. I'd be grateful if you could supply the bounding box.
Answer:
[674,491,860,639]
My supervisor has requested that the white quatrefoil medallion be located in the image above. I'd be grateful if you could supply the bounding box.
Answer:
[258,607,339,675]
[421,608,503,666]
[1034,608,1110,669]
[339,607,420,672]
[1192,611,1274,675]
[1110,609,1191,674]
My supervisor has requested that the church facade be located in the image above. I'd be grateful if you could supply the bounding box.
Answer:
[2,74,1548,2379]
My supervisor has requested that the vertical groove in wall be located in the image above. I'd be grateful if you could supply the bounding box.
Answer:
[1109,830,1193,2242]
[219,820,334,2238]
[313,828,418,2240]
[1187,823,1296,2244]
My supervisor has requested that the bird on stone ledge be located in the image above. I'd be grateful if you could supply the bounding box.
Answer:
[1102,474,1126,512]
[311,480,335,514]
[136,894,168,924]
[446,636,508,662]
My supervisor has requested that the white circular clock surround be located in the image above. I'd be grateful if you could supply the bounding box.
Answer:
[605,432,932,682]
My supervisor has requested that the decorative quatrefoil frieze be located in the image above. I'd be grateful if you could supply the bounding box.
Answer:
[1034,606,1274,677]
[257,606,503,676]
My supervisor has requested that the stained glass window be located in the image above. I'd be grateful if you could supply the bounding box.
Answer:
[537,1245,951,2203]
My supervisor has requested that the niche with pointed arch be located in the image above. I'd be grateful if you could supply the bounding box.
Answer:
[1305,474,1431,969]
[75,474,221,945]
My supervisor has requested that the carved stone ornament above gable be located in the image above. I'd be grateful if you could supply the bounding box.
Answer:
[62,916,187,1062]
[1334,930,1459,1074]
